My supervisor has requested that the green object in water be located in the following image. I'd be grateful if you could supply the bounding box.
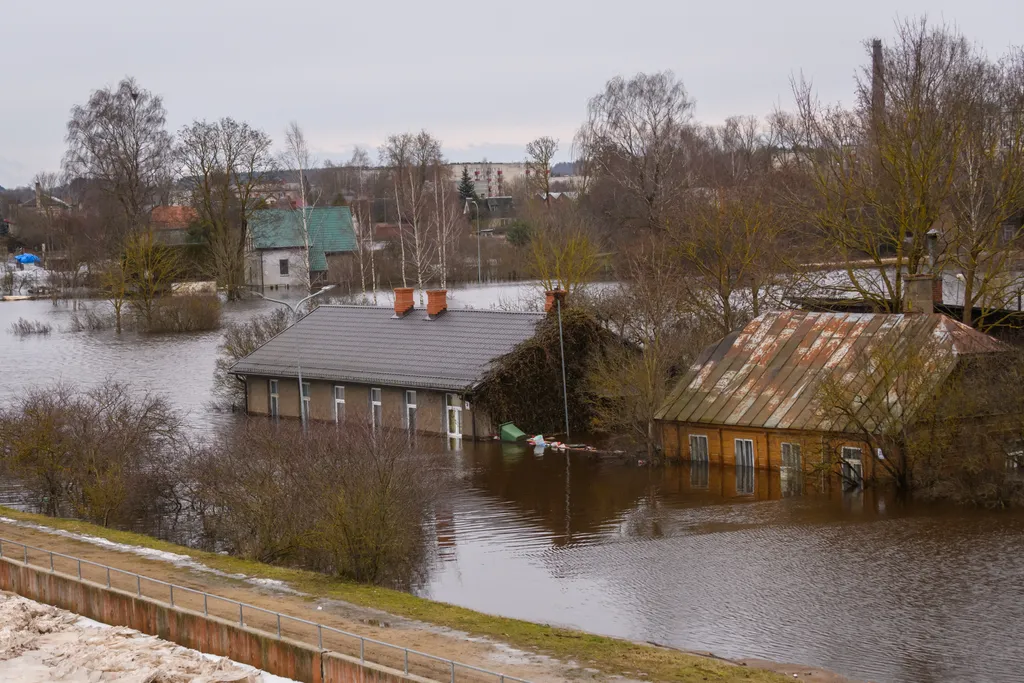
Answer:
[499,422,527,442]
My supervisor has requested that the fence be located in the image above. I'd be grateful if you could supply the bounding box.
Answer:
[0,536,529,683]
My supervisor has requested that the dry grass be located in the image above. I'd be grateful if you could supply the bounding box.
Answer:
[8,318,52,336]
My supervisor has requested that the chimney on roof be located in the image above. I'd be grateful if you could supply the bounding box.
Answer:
[544,289,567,314]
[426,289,447,317]
[871,39,885,125]
[34,182,43,210]
[393,287,414,317]
[903,275,940,315]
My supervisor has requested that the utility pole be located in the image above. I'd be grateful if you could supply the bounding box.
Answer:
[464,199,482,284]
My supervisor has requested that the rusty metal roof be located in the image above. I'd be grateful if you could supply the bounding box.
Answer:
[655,311,1004,431]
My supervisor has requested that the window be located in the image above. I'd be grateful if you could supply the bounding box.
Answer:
[734,439,754,468]
[781,443,802,469]
[405,390,417,433]
[446,393,463,439]
[735,438,755,495]
[370,388,382,430]
[841,447,864,489]
[1003,223,1017,245]
[689,434,709,463]
[333,385,345,424]
[279,258,289,276]
[301,382,311,422]
[268,380,279,418]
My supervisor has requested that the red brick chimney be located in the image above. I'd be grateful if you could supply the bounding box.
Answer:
[426,289,447,316]
[393,287,414,317]
[544,289,567,313]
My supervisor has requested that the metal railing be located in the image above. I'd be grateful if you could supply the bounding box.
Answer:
[0,537,529,683]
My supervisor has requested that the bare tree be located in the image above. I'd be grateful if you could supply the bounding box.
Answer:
[526,202,601,295]
[63,77,173,238]
[177,118,276,300]
[525,136,559,202]
[575,71,696,232]
[789,19,984,311]
[283,121,323,293]
[123,230,182,331]
[345,147,381,300]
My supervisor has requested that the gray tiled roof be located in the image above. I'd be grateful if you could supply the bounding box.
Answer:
[230,305,546,391]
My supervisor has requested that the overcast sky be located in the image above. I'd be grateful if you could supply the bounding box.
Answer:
[1,0,1020,188]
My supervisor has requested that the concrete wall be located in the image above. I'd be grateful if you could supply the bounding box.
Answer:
[244,376,496,439]
[0,557,434,683]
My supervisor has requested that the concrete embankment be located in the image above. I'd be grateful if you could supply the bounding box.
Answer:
[0,554,433,683]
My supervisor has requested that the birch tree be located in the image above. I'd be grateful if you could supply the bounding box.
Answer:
[283,121,323,293]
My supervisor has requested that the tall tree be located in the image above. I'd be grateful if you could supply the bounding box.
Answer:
[177,118,276,300]
[283,121,322,293]
[525,136,558,202]
[575,72,696,232]
[457,165,477,201]
[63,77,173,238]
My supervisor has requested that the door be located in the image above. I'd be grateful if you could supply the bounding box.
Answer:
[446,394,463,439]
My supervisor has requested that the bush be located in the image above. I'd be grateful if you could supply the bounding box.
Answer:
[143,295,222,333]
[0,382,185,525]
[8,318,52,336]
[212,308,291,410]
[67,306,115,332]
[189,420,447,586]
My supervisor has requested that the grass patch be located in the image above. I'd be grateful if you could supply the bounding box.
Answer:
[9,318,52,336]
[0,506,786,682]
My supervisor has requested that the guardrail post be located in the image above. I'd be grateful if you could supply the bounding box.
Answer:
[317,624,323,650]
[23,546,28,565]
[203,593,208,616]
[169,585,174,607]
[49,552,54,572]
[137,575,141,596]
[239,603,243,626]
[106,567,111,588]
[360,638,365,661]
[276,614,281,638]
[451,661,456,683]
[77,559,81,580]
[404,650,409,674]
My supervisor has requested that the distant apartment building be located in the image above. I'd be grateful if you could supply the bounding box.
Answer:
[451,162,533,198]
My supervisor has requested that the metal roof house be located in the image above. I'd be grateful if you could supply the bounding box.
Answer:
[246,207,356,289]
[231,288,546,440]
[655,308,1003,487]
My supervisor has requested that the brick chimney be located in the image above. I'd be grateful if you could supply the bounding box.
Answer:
[544,289,567,313]
[393,287,414,317]
[34,182,43,210]
[903,275,939,315]
[426,289,447,317]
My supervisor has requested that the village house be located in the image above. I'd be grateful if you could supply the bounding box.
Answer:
[150,206,198,246]
[655,279,1005,486]
[246,206,356,290]
[230,288,548,439]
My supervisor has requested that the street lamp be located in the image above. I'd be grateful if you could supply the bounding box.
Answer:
[463,199,482,284]
[255,284,336,425]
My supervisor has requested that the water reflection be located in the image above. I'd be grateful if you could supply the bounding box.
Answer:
[3,298,1024,682]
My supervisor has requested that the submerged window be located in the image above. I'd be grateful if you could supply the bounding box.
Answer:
[841,446,864,489]
[334,385,345,424]
[689,434,709,463]
[301,381,311,422]
[371,388,382,430]
[781,442,802,469]
[446,393,463,439]
[734,439,754,468]
[268,379,279,418]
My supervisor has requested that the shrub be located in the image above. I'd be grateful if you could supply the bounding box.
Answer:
[212,308,290,410]
[8,318,51,336]
[143,295,222,333]
[67,306,115,332]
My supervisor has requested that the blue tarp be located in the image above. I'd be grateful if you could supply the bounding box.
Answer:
[14,253,41,265]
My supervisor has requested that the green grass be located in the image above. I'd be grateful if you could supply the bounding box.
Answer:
[0,506,787,682]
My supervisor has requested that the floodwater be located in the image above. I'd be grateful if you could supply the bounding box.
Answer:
[2,290,1023,683]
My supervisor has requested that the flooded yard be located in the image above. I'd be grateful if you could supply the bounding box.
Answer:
[2,291,1023,683]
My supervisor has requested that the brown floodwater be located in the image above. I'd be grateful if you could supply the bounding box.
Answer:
[2,296,1023,683]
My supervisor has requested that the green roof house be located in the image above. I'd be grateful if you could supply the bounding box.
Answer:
[246,207,356,289]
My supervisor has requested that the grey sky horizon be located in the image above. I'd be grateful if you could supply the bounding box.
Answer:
[1,0,1020,188]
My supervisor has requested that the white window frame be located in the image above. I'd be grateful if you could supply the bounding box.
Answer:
[268,379,279,418]
[689,434,709,463]
[445,393,463,439]
[370,387,383,430]
[333,385,345,424]
[405,390,417,433]
[841,446,864,488]
[734,438,755,469]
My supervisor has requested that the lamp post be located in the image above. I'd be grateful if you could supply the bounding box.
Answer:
[255,285,336,425]
[463,199,482,284]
